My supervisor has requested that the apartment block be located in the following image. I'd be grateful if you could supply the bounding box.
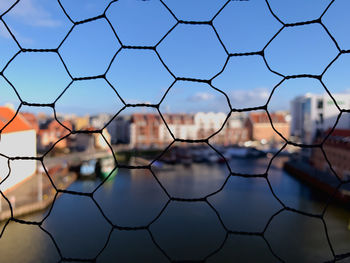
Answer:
[291,93,350,144]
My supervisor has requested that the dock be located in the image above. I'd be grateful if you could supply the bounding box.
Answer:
[0,168,77,221]
[284,160,350,203]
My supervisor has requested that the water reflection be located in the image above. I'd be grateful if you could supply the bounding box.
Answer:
[265,211,333,262]
[42,194,111,259]
[155,163,228,199]
[208,235,276,263]
[150,201,226,261]
[0,157,350,262]
[94,169,168,227]
[97,230,168,262]
[208,176,282,233]
[0,220,59,263]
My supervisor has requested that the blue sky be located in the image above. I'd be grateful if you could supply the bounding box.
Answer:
[0,0,349,116]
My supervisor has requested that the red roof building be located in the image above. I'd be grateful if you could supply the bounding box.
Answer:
[38,120,72,152]
[311,129,350,180]
[21,112,39,133]
[0,107,33,134]
[0,107,37,192]
[246,112,290,143]
[130,113,163,147]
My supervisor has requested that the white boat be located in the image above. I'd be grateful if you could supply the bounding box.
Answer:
[79,159,97,179]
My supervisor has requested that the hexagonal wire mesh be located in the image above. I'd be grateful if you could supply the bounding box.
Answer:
[0,0,349,262]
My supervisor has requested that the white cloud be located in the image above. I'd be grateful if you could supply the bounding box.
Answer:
[4,0,62,28]
[187,92,215,102]
[228,87,270,108]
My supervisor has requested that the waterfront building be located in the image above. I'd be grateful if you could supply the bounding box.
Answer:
[69,132,95,152]
[90,113,112,130]
[160,114,196,141]
[246,111,290,144]
[37,120,72,152]
[194,112,227,139]
[109,112,291,148]
[73,115,90,130]
[210,112,248,146]
[110,113,170,147]
[291,93,350,144]
[0,106,37,192]
[311,129,350,180]
[65,126,111,152]
[113,112,233,148]
[109,115,132,145]
[130,113,163,148]
[21,112,39,133]
[37,112,48,119]
[94,129,112,150]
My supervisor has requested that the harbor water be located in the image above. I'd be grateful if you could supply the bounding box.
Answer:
[1,156,350,262]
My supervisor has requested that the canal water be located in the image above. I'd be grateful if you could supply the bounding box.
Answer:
[1,157,350,262]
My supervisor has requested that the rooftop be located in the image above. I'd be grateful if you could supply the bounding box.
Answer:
[0,107,33,134]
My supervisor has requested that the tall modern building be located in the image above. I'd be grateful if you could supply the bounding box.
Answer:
[291,93,350,144]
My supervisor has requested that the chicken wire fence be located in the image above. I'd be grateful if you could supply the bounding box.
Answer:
[0,0,349,262]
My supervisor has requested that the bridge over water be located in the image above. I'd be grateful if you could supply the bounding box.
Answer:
[43,145,124,168]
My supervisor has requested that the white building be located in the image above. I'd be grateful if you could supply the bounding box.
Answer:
[158,112,227,141]
[291,93,350,144]
[160,114,196,141]
[90,113,112,130]
[0,106,37,192]
[194,112,227,139]
[108,112,229,147]
[210,112,247,146]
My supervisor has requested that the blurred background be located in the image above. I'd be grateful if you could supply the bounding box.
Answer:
[0,0,350,262]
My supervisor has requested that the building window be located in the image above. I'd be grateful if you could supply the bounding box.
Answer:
[319,113,324,124]
[317,99,323,109]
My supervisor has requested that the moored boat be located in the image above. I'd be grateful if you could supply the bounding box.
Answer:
[96,157,118,180]
[79,159,97,180]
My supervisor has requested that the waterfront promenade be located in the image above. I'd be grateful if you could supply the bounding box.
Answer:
[0,166,76,221]
[0,145,128,221]
[284,159,350,203]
